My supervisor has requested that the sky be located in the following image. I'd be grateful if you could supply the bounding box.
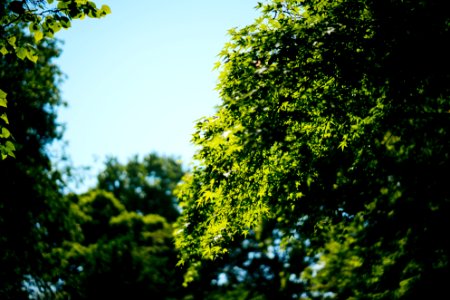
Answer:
[54,0,259,185]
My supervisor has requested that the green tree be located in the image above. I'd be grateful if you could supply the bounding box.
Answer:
[0,31,74,298]
[1,0,110,158]
[175,0,450,298]
[54,155,186,299]
[59,190,185,299]
[97,154,184,222]
[0,0,109,293]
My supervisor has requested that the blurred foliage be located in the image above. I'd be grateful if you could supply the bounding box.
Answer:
[57,189,185,299]
[175,0,450,298]
[0,23,70,298]
[97,154,184,222]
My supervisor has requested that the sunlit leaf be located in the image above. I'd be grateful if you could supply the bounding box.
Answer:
[34,31,44,42]
[0,46,8,55]
[1,113,9,124]
[1,127,11,138]
[7,36,16,47]
[100,4,111,14]
[0,90,7,108]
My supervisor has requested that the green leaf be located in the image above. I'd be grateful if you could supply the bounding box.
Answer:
[100,4,112,14]
[29,22,39,33]
[338,140,347,150]
[18,45,39,63]
[0,90,7,107]
[213,61,221,70]
[7,36,16,47]
[34,31,44,42]
[49,21,62,34]
[5,141,15,157]
[59,16,71,28]
[16,47,27,60]
[28,53,38,63]
[57,1,68,10]
[0,46,8,55]
[1,113,9,124]
[0,140,15,159]
[1,127,11,138]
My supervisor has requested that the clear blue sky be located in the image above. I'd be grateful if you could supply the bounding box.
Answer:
[54,0,259,183]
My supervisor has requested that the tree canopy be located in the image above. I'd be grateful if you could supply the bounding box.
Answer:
[0,28,70,299]
[0,0,110,297]
[97,154,184,222]
[59,189,185,299]
[0,0,110,159]
[175,0,450,298]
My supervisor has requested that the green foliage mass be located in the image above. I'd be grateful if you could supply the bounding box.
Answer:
[58,189,185,299]
[187,220,310,299]
[175,0,450,298]
[97,154,185,222]
[0,15,189,295]
[0,0,110,159]
[0,27,70,298]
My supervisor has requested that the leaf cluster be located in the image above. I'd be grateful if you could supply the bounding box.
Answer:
[0,0,110,159]
[175,0,450,298]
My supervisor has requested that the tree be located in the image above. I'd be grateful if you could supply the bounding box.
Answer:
[97,154,184,222]
[0,30,74,298]
[1,0,110,158]
[175,0,450,298]
[59,190,185,299]
[52,154,187,299]
[0,0,109,294]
